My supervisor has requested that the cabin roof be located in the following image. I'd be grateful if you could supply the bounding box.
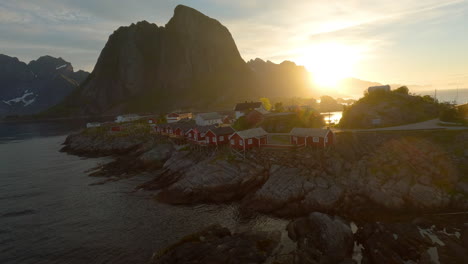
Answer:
[187,125,216,134]
[208,126,235,136]
[234,102,262,111]
[197,112,223,120]
[232,127,268,139]
[290,128,330,138]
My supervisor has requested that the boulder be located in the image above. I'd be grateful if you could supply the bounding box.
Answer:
[287,212,354,263]
[152,224,281,264]
[139,143,174,164]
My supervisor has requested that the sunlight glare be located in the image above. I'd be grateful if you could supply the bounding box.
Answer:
[298,43,361,88]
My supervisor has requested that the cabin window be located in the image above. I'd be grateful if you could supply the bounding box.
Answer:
[325,137,328,143]
[313,137,319,143]
[219,136,224,141]
[213,137,217,142]
[248,139,253,144]
[293,136,297,142]
[231,139,234,145]
[206,138,209,143]
[239,140,244,146]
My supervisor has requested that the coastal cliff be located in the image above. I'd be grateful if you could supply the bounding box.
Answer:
[62,129,468,263]
[62,129,468,216]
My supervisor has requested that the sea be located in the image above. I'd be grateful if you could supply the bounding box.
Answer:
[0,120,287,264]
[414,88,468,105]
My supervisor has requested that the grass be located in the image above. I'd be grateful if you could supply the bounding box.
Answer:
[269,135,291,145]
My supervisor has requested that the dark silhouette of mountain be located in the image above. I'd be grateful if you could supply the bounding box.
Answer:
[48,5,259,116]
[337,77,382,97]
[247,58,314,98]
[0,54,88,117]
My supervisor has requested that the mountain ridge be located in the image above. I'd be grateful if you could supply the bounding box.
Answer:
[0,54,89,117]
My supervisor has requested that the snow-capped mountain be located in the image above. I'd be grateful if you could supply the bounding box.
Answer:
[0,54,89,117]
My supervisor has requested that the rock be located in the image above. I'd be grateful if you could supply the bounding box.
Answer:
[154,155,266,204]
[243,166,305,215]
[139,143,174,164]
[151,224,281,264]
[287,212,354,264]
[408,184,449,209]
[356,221,468,264]
[303,185,343,211]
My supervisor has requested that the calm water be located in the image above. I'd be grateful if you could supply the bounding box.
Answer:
[416,88,468,104]
[0,121,287,264]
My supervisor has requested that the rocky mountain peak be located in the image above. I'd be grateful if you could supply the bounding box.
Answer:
[28,55,73,78]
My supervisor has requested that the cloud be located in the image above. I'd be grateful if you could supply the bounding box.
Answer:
[0,0,466,87]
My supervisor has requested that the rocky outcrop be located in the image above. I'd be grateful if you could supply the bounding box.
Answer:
[66,127,468,217]
[242,131,468,217]
[151,224,281,264]
[339,88,442,128]
[355,220,468,263]
[287,213,354,264]
[142,151,268,204]
[61,131,152,156]
[0,54,88,117]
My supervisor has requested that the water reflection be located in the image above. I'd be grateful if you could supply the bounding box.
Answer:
[321,111,343,125]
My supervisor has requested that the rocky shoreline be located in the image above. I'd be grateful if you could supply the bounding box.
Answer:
[62,129,468,263]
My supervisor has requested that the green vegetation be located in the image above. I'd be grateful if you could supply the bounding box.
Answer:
[440,103,468,125]
[262,109,325,132]
[273,102,285,112]
[232,116,252,131]
[259,97,272,111]
[340,87,445,128]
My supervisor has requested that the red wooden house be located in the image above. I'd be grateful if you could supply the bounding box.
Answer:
[185,125,215,144]
[204,126,235,146]
[229,127,268,150]
[172,122,194,138]
[289,128,334,148]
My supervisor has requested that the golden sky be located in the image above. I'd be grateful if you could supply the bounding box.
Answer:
[1,0,467,90]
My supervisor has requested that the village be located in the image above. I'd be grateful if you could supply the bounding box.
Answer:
[85,100,335,158]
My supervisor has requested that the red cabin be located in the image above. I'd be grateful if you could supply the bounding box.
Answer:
[204,126,235,146]
[172,122,194,138]
[229,127,268,150]
[289,128,334,148]
[185,125,215,144]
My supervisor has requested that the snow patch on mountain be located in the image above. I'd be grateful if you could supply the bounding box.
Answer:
[2,91,36,107]
[56,64,68,70]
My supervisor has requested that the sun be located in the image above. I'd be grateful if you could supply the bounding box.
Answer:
[297,43,361,88]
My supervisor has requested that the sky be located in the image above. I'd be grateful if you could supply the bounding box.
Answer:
[1,0,467,90]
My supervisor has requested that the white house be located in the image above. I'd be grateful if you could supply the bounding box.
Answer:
[368,85,391,93]
[195,112,223,126]
[115,114,141,123]
[234,101,268,119]
[166,112,193,123]
[86,122,101,128]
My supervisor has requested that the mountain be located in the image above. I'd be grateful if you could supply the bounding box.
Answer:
[0,54,89,117]
[247,58,314,98]
[49,5,260,116]
[333,77,382,98]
